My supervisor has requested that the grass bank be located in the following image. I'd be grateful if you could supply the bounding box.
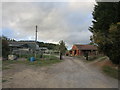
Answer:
[102,65,119,80]
[88,55,107,61]
[75,55,107,61]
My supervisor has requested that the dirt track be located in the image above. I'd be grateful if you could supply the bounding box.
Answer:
[2,56,118,88]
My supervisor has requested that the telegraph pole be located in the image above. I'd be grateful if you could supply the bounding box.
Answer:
[35,25,37,42]
[35,25,37,58]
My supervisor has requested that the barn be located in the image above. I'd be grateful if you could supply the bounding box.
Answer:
[70,44,97,56]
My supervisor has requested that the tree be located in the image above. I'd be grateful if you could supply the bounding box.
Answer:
[107,23,120,64]
[2,36,10,58]
[89,1,120,64]
[37,41,59,50]
[59,40,67,60]
[88,36,95,45]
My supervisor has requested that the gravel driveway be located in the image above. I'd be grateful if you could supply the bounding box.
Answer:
[2,56,118,88]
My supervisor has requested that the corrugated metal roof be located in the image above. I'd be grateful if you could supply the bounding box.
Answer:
[8,41,39,50]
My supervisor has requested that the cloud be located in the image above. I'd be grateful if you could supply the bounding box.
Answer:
[2,2,95,49]
[2,0,96,2]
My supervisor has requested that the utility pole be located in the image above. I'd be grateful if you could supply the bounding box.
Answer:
[35,25,37,58]
[35,25,37,42]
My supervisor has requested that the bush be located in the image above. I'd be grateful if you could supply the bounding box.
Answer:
[2,39,9,58]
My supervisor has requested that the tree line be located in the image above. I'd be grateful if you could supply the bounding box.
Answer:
[89,1,120,64]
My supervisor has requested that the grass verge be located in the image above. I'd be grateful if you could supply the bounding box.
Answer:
[3,55,62,67]
[88,55,106,61]
[3,66,11,70]
[98,56,108,62]
[26,58,62,66]
[2,79,8,83]
[102,65,120,80]
[81,55,107,63]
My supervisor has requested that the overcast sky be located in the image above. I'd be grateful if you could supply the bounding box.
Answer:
[2,1,96,49]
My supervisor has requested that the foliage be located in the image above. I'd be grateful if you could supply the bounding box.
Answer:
[2,37,10,58]
[89,2,120,64]
[59,40,67,54]
[2,35,16,41]
[107,23,120,64]
[88,36,95,45]
[88,42,95,45]
[59,40,67,60]
[2,79,8,83]
[1,35,16,58]
[37,41,59,50]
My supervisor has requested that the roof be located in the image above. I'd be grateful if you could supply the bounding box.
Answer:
[74,44,97,50]
[8,41,36,45]
[9,43,23,47]
[8,41,40,50]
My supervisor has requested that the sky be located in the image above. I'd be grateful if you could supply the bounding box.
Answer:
[2,0,96,49]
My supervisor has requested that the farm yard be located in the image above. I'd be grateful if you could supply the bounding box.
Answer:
[2,1,120,89]
[2,55,119,88]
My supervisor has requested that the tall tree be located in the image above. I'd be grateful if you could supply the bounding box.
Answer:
[59,40,67,60]
[89,1,120,64]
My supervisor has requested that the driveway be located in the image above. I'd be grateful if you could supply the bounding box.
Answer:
[2,56,118,88]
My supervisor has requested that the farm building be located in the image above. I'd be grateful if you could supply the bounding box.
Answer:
[8,41,48,55]
[68,44,97,56]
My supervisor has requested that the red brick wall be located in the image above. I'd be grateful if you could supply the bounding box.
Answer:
[72,45,80,56]
[72,45,78,50]
[70,45,97,56]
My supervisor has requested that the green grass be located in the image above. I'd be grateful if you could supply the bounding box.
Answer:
[83,55,106,62]
[3,66,11,70]
[3,60,25,65]
[88,55,104,61]
[28,55,62,66]
[27,59,62,66]
[19,54,49,59]
[3,55,62,67]
[2,79,8,83]
[102,65,120,80]
[98,56,108,62]
[75,55,106,61]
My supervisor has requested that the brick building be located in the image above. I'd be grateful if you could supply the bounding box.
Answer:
[68,44,97,56]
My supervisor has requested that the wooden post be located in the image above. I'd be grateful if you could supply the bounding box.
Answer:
[60,52,62,60]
